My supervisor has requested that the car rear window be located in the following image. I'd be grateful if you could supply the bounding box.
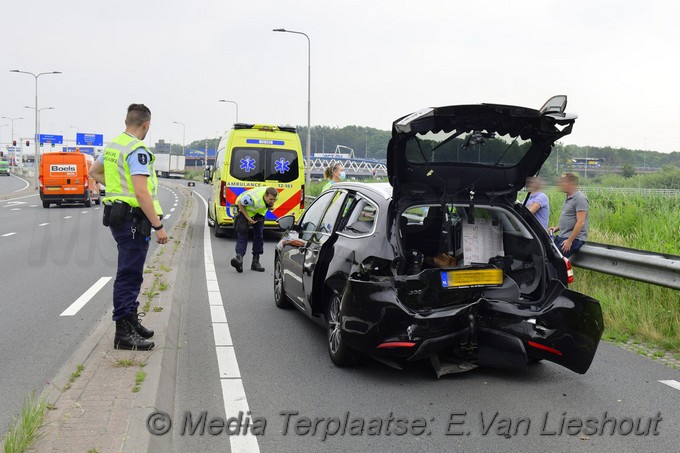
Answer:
[405,131,531,167]
[230,147,298,182]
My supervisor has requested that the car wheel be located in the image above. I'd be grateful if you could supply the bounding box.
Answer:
[42,201,50,209]
[326,292,360,367]
[84,198,92,208]
[95,199,101,205]
[274,257,291,309]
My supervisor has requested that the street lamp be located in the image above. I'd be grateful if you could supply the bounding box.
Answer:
[218,100,239,123]
[1,116,23,143]
[273,28,312,187]
[172,121,186,156]
[10,69,62,189]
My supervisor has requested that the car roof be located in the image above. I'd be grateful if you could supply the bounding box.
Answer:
[327,182,393,200]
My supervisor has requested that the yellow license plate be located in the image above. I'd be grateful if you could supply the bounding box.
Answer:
[46,187,60,191]
[441,268,503,288]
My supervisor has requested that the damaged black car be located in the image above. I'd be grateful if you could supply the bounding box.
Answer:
[274,96,604,376]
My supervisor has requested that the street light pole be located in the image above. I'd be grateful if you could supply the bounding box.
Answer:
[1,116,23,144]
[218,100,239,123]
[172,121,186,156]
[10,70,62,189]
[273,28,312,188]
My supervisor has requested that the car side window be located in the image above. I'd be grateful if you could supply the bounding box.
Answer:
[317,191,347,236]
[298,191,334,241]
[340,197,378,236]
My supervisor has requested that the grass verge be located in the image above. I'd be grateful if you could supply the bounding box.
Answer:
[1,393,48,453]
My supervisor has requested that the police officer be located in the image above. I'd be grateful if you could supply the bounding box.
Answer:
[90,104,167,350]
[230,186,278,273]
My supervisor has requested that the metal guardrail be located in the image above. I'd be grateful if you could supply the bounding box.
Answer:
[570,242,680,290]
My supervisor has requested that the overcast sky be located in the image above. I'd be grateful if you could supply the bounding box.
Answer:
[1,0,678,152]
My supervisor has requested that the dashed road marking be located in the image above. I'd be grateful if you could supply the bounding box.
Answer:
[81,211,88,214]
[195,191,260,453]
[2,232,17,237]
[38,223,49,227]
[10,208,20,211]
[64,216,72,219]
[60,277,113,316]
[660,380,680,391]
[164,214,171,219]
[29,204,37,207]
[170,207,175,212]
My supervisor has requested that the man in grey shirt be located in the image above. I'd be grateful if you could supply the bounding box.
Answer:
[549,172,589,257]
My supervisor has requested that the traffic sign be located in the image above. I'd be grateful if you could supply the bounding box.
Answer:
[76,133,103,146]
[38,134,63,144]
[63,146,95,155]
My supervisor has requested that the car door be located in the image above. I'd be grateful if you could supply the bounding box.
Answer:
[301,190,348,313]
[281,191,335,311]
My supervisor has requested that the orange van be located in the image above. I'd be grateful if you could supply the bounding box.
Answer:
[39,152,94,208]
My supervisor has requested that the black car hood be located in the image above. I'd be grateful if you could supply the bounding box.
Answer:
[387,96,576,204]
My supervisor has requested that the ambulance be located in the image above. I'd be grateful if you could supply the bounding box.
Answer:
[207,124,305,237]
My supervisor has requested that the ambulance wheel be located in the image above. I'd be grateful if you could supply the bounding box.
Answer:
[42,201,50,209]
[214,224,227,238]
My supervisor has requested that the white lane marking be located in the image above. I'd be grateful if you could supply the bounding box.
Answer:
[2,232,17,237]
[95,207,100,210]
[64,216,72,219]
[170,207,175,212]
[38,223,49,227]
[213,324,233,346]
[10,174,31,192]
[164,214,171,219]
[29,204,37,207]
[4,201,27,207]
[194,191,260,453]
[60,277,112,316]
[660,380,680,391]
[10,208,20,211]
[81,211,88,214]
[173,203,178,207]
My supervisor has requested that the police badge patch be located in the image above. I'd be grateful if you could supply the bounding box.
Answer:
[138,153,148,165]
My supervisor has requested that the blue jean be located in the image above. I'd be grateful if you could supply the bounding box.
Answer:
[234,213,264,256]
[110,220,150,320]
[554,236,585,258]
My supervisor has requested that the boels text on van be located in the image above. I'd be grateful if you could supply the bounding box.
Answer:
[50,164,77,174]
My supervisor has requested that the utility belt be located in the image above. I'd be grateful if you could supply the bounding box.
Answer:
[103,200,153,236]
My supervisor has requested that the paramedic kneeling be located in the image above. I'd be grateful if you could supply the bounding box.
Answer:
[230,186,278,273]
[90,103,167,351]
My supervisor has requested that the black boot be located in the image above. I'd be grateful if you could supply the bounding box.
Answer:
[133,308,154,339]
[251,254,265,272]
[114,315,155,350]
[231,254,244,273]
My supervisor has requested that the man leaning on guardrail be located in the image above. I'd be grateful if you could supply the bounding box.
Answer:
[549,172,589,258]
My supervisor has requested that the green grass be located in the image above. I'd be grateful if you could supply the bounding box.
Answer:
[132,371,146,393]
[2,392,48,453]
[541,191,680,351]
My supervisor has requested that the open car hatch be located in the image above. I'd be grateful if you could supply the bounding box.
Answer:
[387,95,577,202]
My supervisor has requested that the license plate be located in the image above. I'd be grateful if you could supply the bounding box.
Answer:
[46,187,60,191]
[441,268,503,288]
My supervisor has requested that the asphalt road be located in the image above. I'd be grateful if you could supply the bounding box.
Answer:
[0,179,185,433]
[0,173,32,196]
[170,185,680,453]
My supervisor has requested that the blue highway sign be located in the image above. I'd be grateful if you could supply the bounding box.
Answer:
[76,133,104,146]
[38,134,63,144]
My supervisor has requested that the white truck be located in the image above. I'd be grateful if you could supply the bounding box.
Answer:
[154,154,186,178]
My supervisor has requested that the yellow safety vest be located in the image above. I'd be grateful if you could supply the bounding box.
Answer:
[235,187,270,217]
[102,133,163,216]
[322,180,334,192]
